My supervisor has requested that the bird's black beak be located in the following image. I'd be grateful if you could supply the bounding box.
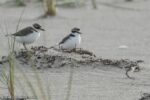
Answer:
[78,32,82,34]
[40,28,45,31]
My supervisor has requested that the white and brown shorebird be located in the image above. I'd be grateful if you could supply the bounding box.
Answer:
[59,27,82,50]
[6,23,45,49]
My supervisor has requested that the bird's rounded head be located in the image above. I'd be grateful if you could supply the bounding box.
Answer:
[33,23,45,31]
[71,27,82,34]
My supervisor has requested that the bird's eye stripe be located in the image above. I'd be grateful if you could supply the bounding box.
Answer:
[70,34,75,37]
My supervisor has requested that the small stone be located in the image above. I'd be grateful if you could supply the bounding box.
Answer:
[118,45,128,49]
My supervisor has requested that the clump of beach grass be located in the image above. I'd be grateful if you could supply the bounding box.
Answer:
[0,5,74,100]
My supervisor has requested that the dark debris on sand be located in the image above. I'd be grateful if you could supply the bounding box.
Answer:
[139,93,150,100]
[0,98,25,100]
[0,46,144,78]
[0,96,36,100]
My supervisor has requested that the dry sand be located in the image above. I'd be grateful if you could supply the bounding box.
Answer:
[0,0,150,100]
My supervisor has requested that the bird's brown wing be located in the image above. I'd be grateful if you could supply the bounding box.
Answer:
[12,27,37,36]
[59,34,75,44]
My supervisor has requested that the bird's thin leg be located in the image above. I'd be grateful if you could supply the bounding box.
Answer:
[23,43,27,50]
[59,45,61,49]
[74,44,77,52]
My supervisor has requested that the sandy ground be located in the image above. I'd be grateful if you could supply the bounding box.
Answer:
[0,0,150,100]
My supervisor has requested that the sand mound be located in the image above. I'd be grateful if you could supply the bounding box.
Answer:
[0,46,143,79]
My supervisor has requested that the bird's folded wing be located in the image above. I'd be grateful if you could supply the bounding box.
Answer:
[59,34,75,44]
[12,27,36,36]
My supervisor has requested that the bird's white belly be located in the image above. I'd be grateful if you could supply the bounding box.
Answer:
[61,35,81,50]
[15,32,40,44]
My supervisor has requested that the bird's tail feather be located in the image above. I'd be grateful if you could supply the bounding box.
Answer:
[5,34,12,37]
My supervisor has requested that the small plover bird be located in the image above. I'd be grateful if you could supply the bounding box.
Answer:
[59,27,82,50]
[6,23,45,49]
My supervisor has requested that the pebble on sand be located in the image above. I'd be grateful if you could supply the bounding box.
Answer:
[118,45,128,49]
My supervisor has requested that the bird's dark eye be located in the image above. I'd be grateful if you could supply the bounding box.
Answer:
[33,23,41,29]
